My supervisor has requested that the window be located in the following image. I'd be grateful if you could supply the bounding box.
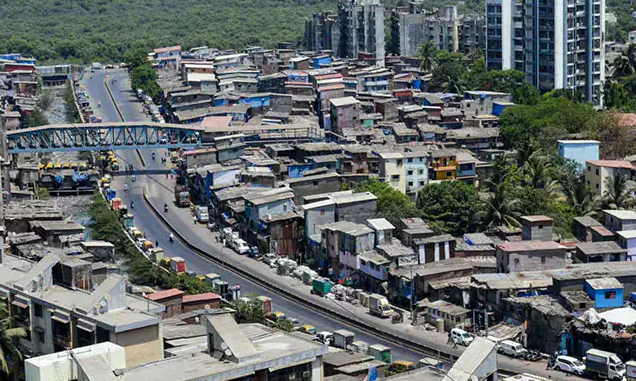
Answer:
[596,183,599,189]
[37,330,45,343]
[419,181,425,186]
[407,158,413,163]
[313,181,318,186]
[595,168,599,175]
[391,175,400,181]
[446,172,453,177]
[396,159,403,166]
[320,210,325,216]
[419,170,424,175]
[408,181,414,187]
[514,258,519,264]
[605,291,616,299]
[407,170,413,175]
[34,303,43,318]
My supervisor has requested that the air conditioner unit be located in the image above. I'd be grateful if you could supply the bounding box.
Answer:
[289,374,296,380]
[303,371,311,379]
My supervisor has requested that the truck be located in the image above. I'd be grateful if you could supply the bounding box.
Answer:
[174,184,190,207]
[311,278,332,297]
[170,257,187,274]
[148,248,165,263]
[369,294,393,318]
[195,206,209,223]
[257,296,272,316]
[369,344,392,364]
[626,360,636,381]
[585,349,626,381]
[333,330,355,349]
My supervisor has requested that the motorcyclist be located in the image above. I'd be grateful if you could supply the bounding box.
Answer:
[164,203,168,212]
[169,233,174,243]
[98,102,101,107]
[124,184,128,192]
[130,201,135,209]
[152,152,156,161]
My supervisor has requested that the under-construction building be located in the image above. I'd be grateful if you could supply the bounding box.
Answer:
[305,0,386,67]
[390,3,487,57]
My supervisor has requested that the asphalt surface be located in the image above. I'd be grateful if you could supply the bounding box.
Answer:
[81,69,421,362]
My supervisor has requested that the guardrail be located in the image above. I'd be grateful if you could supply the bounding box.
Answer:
[142,186,461,364]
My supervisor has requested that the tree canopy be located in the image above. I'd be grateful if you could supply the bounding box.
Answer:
[0,0,336,63]
[416,181,480,235]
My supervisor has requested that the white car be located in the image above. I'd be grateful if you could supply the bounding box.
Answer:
[450,328,474,346]
[315,331,333,345]
[556,355,586,375]
[234,239,250,254]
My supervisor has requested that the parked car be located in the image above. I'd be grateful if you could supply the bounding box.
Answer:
[450,328,474,346]
[556,355,586,375]
[299,325,316,335]
[315,331,333,345]
[498,340,527,358]
[287,317,301,331]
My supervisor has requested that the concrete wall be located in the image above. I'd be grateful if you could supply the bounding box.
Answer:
[497,249,567,273]
[112,324,163,366]
[305,204,336,238]
[289,176,340,204]
[336,199,378,224]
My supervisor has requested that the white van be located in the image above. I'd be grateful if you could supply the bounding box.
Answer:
[315,331,333,345]
[498,340,527,358]
[450,328,474,346]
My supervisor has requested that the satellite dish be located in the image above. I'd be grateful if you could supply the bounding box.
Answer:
[221,342,228,350]
[224,349,232,357]
[204,304,210,310]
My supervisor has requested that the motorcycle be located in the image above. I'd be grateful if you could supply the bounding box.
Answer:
[524,350,542,362]
[391,311,404,324]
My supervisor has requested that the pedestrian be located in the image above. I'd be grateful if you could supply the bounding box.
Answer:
[453,338,458,349]
[155,240,159,247]
[447,331,452,344]
[166,173,169,179]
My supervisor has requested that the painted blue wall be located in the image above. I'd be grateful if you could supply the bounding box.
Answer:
[558,141,599,170]
[288,164,313,178]
[585,281,624,309]
[312,56,332,69]
[458,163,476,177]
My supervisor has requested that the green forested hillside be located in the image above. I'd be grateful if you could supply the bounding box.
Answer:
[0,0,335,63]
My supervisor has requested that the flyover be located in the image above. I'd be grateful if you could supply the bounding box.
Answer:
[6,122,203,153]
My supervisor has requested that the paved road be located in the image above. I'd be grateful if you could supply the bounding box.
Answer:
[81,69,422,362]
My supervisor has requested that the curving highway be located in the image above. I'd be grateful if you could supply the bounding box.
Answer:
[81,68,422,362]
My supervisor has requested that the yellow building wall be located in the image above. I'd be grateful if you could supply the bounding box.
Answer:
[113,324,163,366]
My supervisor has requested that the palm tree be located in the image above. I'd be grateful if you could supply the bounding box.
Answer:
[612,55,635,78]
[479,182,521,229]
[416,41,438,73]
[601,172,634,209]
[0,299,26,377]
[522,151,553,189]
[515,140,537,167]
[564,177,598,216]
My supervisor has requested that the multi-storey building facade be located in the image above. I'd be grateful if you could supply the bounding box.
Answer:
[305,0,385,66]
[391,3,486,57]
[486,0,605,103]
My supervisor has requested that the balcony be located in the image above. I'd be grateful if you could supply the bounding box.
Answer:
[53,334,73,349]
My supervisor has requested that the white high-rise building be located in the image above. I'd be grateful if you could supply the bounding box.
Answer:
[486,0,605,103]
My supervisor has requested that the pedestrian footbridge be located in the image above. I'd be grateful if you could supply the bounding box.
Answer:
[7,122,202,153]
